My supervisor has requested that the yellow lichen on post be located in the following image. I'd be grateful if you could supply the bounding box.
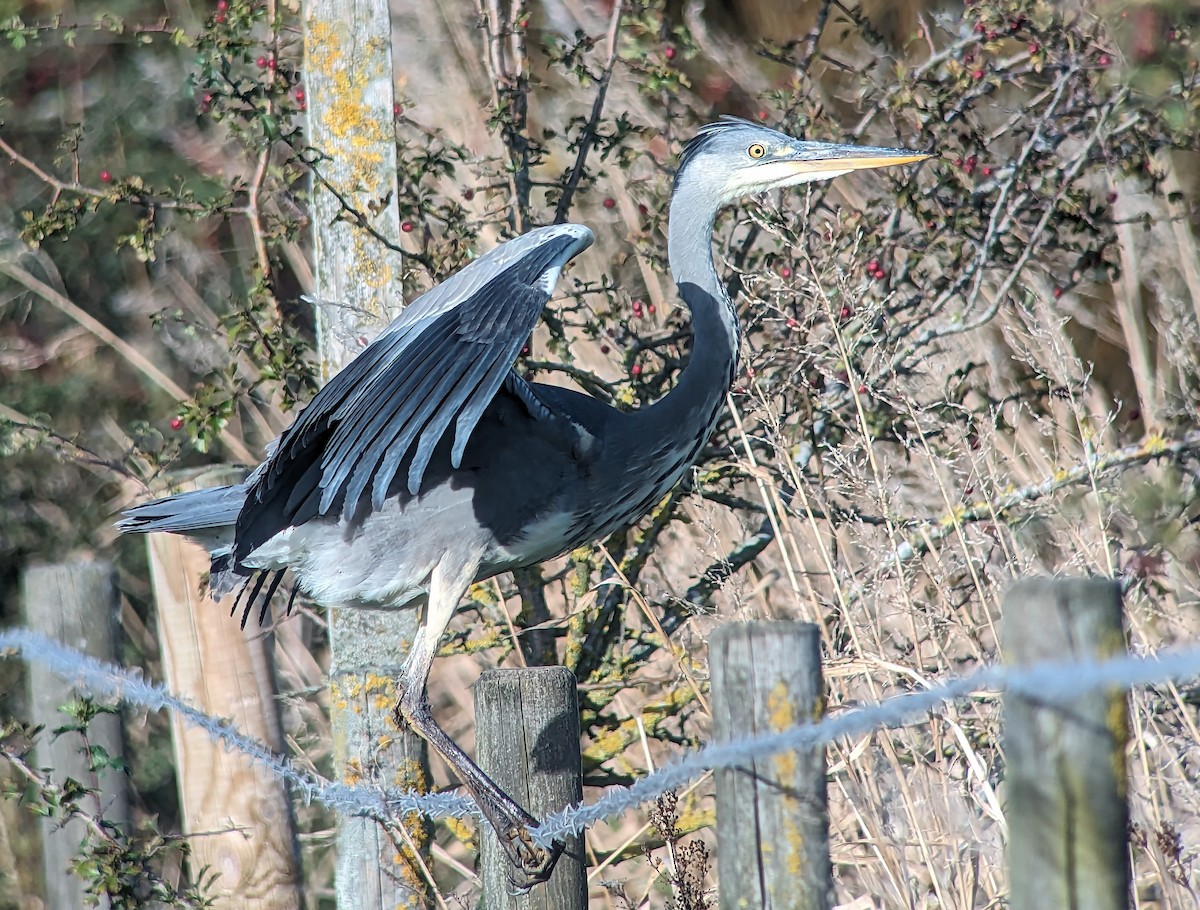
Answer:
[711,622,831,910]
[305,1,425,904]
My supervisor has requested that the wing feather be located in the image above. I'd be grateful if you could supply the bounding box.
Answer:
[235,223,593,556]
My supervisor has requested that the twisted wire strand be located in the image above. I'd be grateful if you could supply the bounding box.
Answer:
[3,627,1198,846]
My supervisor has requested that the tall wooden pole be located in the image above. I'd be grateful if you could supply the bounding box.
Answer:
[1003,577,1130,910]
[710,621,831,910]
[23,561,129,910]
[148,470,302,908]
[303,2,429,906]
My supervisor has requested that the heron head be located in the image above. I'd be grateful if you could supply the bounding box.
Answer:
[677,116,931,204]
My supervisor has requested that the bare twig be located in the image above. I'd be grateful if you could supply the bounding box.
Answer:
[553,1,624,224]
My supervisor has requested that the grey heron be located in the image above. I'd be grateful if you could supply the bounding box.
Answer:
[118,117,928,885]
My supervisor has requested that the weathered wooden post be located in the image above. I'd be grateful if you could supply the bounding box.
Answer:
[22,561,129,910]
[475,667,586,910]
[148,469,302,909]
[710,622,831,910]
[1003,577,1130,910]
[303,2,429,906]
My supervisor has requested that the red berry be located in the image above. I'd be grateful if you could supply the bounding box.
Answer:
[1128,408,1141,421]
[393,103,403,116]
[214,12,225,22]
[839,306,852,319]
[100,170,112,183]
[866,259,879,273]
[779,265,792,278]
[631,363,642,377]
[757,110,768,121]
[1053,287,1064,299]
[1098,54,1111,67]
[267,58,277,70]
[647,303,655,314]
[664,46,676,60]
[986,30,998,40]
[216,0,228,9]
[1106,191,1118,204]
[786,318,799,329]
[857,384,868,394]
[600,344,610,354]
[632,300,644,318]
[602,197,616,209]
[295,88,305,101]
[637,203,649,216]
[401,221,414,233]
[462,188,474,201]
[972,69,985,80]
[981,165,992,176]
[1028,43,1040,54]
[973,22,984,33]
[169,417,184,430]
[256,56,268,68]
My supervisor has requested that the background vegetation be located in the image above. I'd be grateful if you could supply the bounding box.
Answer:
[2,0,1199,906]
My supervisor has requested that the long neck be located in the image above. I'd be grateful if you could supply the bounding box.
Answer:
[578,189,740,542]
[647,190,740,425]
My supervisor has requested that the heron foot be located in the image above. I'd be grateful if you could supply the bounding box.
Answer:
[391,689,563,887]
[490,811,564,891]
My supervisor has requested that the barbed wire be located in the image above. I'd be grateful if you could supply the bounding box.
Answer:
[3,627,1198,848]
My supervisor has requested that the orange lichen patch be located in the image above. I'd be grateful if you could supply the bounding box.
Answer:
[443,816,474,843]
[363,672,397,694]
[342,757,365,786]
[1107,695,1130,799]
[332,675,364,700]
[393,758,428,791]
[767,680,795,732]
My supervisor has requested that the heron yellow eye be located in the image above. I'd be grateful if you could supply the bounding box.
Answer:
[748,143,766,159]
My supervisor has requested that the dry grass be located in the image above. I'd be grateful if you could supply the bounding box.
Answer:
[358,2,1200,906]
[3,0,1199,906]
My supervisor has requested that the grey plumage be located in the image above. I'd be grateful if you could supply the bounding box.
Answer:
[118,117,928,885]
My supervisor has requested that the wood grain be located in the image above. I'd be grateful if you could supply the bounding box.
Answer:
[23,561,129,910]
[1003,577,1130,910]
[710,621,831,910]
[476,667,586,910]
[148,471,302,909]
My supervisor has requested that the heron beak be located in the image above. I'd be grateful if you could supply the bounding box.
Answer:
[783,144,932,178]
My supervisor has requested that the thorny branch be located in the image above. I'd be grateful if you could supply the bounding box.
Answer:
[553,1,625,224]
[481,0,533,232]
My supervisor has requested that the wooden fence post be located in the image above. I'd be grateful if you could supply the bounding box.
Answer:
[148,468,302,909]
[22,560,129,910]
[1003,577,1129,910]
[475,667,586,910]
[302,1,429,906]
[710,622,830,910]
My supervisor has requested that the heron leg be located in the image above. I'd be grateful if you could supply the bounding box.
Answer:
[393,556,563,889]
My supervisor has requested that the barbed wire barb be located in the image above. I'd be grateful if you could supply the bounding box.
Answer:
[3,626,1198,848]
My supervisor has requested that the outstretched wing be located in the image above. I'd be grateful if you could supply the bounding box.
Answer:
[242,223,594,534]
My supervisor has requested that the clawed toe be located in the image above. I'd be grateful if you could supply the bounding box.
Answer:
[501,827,563,892]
